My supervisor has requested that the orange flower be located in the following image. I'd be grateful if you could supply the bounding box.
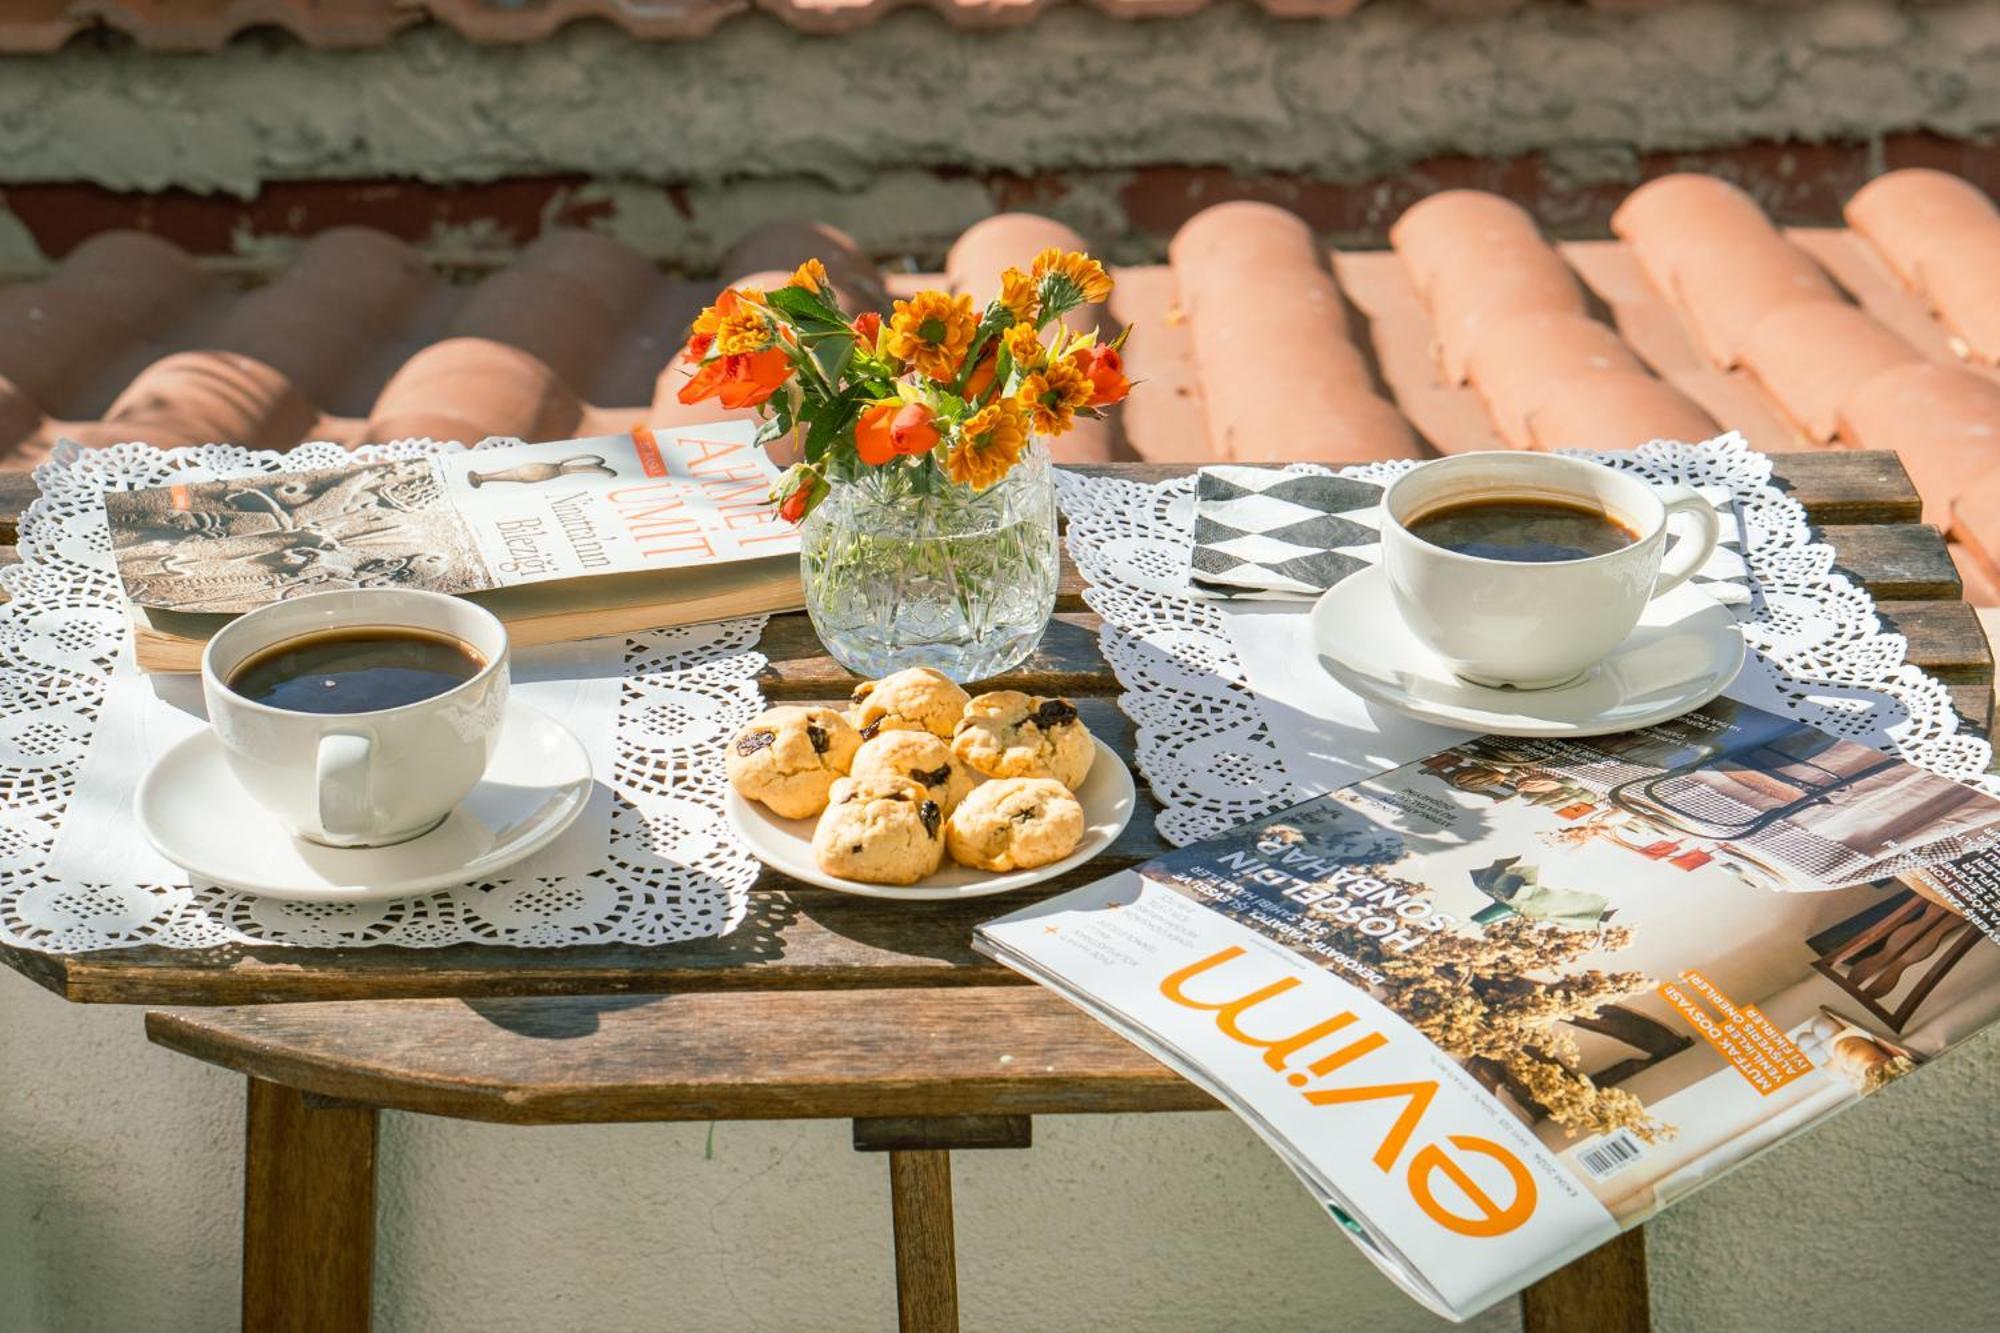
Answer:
[688,287,771,359]
[789,258,829,295]
[1031,248,1113,306]
[998,266,1038,325]
[855,402,899,465]
[852,310,883,352]
[962,352,998,402]
[890,403,940,455]
[1069,343,1130,406]
[885,290,978,383]
[779,486,811,523]
[677,347,792,409]
[1018,359,1094,436]
[948,403,1029,491]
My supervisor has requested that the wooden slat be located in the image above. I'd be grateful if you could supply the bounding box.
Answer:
[759,612,1118,700]
[1819,524,1962,600]
[1876,600,1994,682]
[146,987,1216,1124]
[0,471,35,544]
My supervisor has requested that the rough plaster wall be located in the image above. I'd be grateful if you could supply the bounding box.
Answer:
[1,3,1999,264]
[3,962,1999,1331]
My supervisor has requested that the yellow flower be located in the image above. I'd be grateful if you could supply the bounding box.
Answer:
[998,266,1038,325]
[1018,358,1094,436]
[948,403,1029,490]
[713,304,774,356]
[788,258,828,295]
[1031,248,1113,307]
[1002,323,1045,369]
[885,290,979,383]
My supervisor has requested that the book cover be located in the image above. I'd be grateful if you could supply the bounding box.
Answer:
[977,696,2000,1318]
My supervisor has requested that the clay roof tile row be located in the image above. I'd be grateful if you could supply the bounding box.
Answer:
[0,1,1757,53]
[7,167,2000,596]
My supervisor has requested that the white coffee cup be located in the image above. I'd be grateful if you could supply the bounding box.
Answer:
[1380,453,1720,689]
[201,588,511,847]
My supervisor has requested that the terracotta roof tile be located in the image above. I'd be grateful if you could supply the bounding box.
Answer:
[1846,170,2000,367]
[1836,363,2000,525]
[1465,311,1647,450]
[1615,175,1840,369]
[1740,299,1921,444]
[10,169,2000,607]
[1171,202,1416,462]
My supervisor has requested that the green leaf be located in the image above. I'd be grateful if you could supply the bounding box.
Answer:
[765,284,849,331]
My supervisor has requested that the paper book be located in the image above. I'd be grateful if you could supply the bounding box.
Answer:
[977,697,2000,1320]
[106,423,801,671]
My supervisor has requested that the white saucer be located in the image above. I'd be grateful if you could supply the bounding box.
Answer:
[1311,566,1745,738]
[135,701,593,902]
[727,738,1136,900]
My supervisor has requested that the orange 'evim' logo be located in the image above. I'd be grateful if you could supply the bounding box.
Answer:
[1161,946,1537,1238]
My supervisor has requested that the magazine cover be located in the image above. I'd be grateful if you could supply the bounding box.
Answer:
[976,696,2000,1318]
[104,422,793,613]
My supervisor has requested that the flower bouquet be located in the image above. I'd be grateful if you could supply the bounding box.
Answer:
[678,248,1131,679]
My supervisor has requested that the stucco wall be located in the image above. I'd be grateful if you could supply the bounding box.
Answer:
[2,3,2000,266]
[3,962,1998,1331]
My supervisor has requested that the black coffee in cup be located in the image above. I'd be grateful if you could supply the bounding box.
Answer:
[226,627,486,715]
[1406,497,1639,563]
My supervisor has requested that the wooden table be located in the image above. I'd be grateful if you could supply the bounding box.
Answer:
[0,453,1987,1333]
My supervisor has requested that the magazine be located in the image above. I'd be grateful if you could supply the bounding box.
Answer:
[976,696,2000,1319]
[104,423,805,670]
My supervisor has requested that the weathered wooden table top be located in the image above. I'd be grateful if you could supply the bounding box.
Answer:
[0,453,1988,1006]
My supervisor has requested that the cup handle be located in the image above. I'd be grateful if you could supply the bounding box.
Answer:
[316,733,372,841]
[1652,484,1721,597]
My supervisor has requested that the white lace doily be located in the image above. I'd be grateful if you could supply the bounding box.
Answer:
[0,440,767,955]
[1059,435,1999,846]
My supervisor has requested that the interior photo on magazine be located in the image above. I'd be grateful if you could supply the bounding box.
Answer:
[977,696,2000,1320]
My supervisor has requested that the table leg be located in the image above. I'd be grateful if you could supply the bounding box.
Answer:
[242,1078,379,1332]
[1520,1226,1650,1333]
[887,1149,959,1333]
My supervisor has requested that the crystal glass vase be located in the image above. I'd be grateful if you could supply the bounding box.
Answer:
[800,446,1060,682]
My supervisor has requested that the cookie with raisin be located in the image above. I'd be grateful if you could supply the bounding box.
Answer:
[725,705,861,820]
[811,775,947,885]
[848,667,970,740]
[945,778,1085,872]
[950,690,1094,790]
[850,730,978,814]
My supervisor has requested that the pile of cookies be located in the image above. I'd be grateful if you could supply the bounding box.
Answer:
[726,667,1098,886]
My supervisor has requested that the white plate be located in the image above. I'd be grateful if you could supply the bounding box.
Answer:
[1311,565,1745,738]
[135,700,593,902]
[727,737,1136,900]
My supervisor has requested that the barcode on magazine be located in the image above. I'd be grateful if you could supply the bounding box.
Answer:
[1577,1129,1647,1182]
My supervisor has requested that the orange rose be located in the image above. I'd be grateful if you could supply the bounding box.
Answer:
[852,310,883,352]
[779,486,811,523]
[677,347,792,409]
[1070,344,1130,407]
[962,352,998,402]
[855,402,899,465]
[890,403,940,455]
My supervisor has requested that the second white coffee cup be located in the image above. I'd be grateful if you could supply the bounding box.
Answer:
[1380,453,1720,690]
[201,588,511,847]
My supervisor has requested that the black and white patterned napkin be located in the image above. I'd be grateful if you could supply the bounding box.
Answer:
[1187,464,1751,606]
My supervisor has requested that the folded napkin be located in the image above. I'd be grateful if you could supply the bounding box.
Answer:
[1187,463,1751,606]
[45,640,623,890]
